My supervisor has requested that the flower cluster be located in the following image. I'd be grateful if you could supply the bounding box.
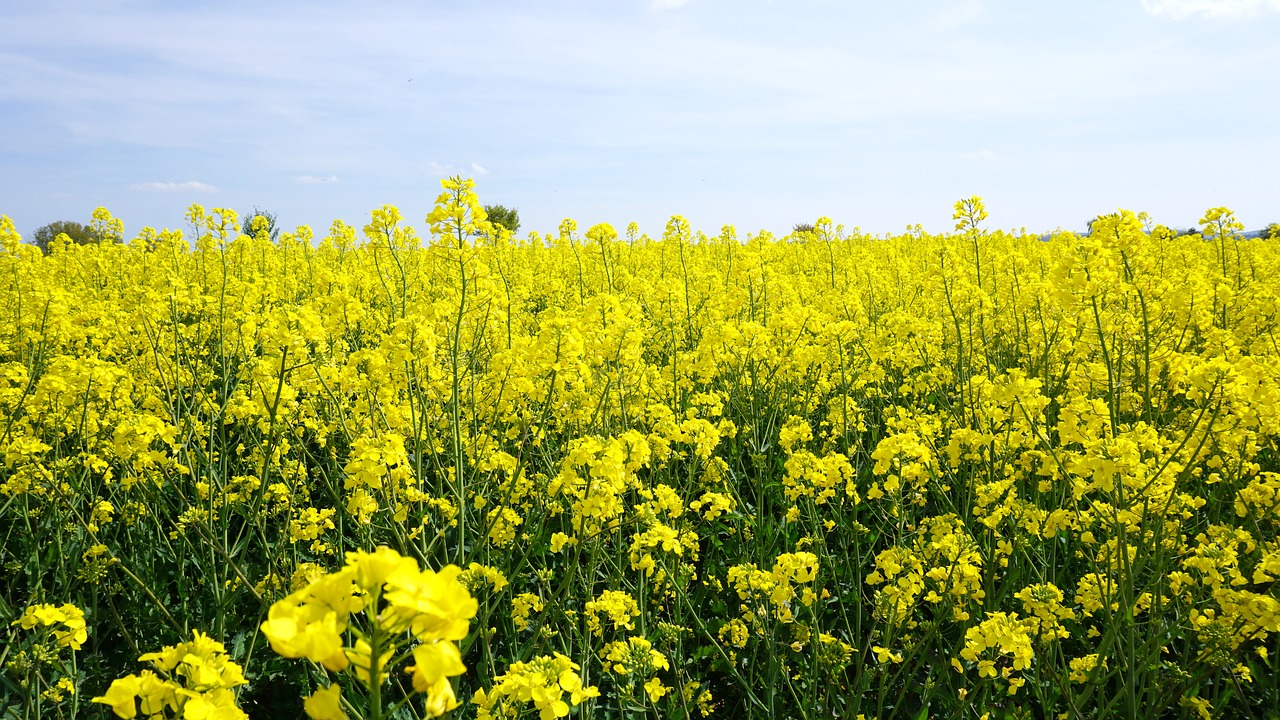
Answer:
[260,546,476,717]
[5,193,1280,718]
[92,631,247,719]
[472,653,598,720]
[11,603,88,650]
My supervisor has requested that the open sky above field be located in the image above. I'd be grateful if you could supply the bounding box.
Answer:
[1,0,1277,241]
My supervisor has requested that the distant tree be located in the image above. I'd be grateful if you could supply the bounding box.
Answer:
[484,205,520,235]
[1264,223,1280,240]
[30,220,93,254]
[242,207,280,241]
[792,222,815,234]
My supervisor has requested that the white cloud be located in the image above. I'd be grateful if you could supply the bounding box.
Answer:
[128,180,217,192]
[925,0,985,32]
[3,2,1275,237]
[427,162,488,178]
[1140,0,1280,18]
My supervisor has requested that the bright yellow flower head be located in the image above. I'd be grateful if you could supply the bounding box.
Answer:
[93,632,247,720]
[262,547,474,715]
[346,545,418,590]
[303,684,347,720]
[383,563,478,641]
[12,603,88,650]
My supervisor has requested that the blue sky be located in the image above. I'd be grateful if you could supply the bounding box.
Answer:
[2,0,1277,240]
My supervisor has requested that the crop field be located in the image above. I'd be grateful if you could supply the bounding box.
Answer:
[2,180,1278,720]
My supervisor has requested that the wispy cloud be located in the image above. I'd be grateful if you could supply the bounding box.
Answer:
[128,181,217,192]
[427,162,488,178]
[1,2,1275,237]
[1140,0,1280,18]
[924,0,985,32]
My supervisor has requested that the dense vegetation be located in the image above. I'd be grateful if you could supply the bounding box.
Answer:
[2,182,1278,720]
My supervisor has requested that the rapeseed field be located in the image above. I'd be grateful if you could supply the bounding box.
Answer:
[2,179,1278,719]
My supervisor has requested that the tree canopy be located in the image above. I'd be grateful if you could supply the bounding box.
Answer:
[30,220,93,254]
[242,207,280,242]
[484,205,520,235]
